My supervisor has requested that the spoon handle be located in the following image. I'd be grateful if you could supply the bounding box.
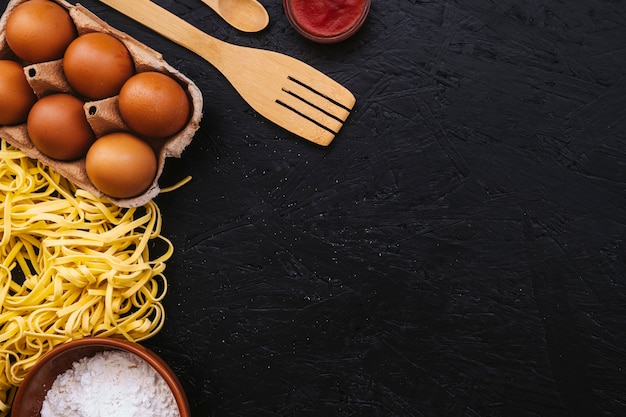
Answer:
[199,0,219,12]
[98,0,225,64]
[198,0,269,32]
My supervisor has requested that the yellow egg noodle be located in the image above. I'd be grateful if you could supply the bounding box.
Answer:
[0,139,174,415]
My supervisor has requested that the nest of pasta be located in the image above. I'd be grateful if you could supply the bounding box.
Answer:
[0,140,174,416]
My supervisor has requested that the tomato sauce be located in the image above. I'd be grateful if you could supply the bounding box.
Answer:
[288,0,367,38]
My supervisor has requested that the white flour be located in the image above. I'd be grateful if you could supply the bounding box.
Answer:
[40,350,180,417]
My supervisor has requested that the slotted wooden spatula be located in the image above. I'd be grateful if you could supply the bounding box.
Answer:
[97,0,356,146]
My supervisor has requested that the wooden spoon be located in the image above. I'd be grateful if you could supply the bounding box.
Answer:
[97,0,355,145]
[199,0,269,33]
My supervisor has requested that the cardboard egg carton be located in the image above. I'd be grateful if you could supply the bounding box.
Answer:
[0,0,203,207]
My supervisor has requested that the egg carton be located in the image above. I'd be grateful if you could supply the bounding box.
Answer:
[0,0,203,208]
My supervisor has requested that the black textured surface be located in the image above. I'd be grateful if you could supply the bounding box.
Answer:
[10,0,626,416]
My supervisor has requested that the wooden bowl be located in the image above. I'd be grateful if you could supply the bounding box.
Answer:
[11,337,190,417]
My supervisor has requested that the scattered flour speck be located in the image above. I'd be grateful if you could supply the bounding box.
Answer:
[40,350,180,417]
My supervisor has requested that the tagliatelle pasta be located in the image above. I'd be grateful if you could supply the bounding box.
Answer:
[0,139,174,415]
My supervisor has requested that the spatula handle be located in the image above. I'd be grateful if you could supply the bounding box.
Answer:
[97,0,223,63]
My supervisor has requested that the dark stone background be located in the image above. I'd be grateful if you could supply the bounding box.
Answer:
[6,0,626,416]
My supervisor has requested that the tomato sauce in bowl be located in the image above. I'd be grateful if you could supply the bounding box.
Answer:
[283,0,371,43]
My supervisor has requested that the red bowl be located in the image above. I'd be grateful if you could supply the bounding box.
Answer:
[283,0,371,43]
[11,337,190,417]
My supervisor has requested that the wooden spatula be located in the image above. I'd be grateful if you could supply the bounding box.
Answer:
[97,0,356,146]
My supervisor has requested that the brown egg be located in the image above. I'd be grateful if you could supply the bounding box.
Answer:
[63,32,135,100]
[27,93,95,161]
[5,0,77,63]
[0,60,37,125]
[85,132,157,199]
[118,71,191,139]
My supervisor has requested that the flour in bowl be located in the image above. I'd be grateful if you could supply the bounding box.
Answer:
[40,350,180,417]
